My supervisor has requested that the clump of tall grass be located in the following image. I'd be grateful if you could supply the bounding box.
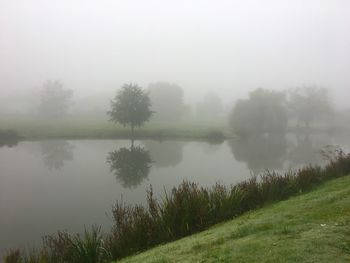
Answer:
[67,226,110,263]
[5,226,110,263]
[4,249,21,263]
[5,148,350,262]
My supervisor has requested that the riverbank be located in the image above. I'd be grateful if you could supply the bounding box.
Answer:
[4,150,350,262]
[0,119,230,141]
[119,174,350,263]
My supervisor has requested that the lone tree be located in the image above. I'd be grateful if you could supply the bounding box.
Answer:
[39,80,73,119]
[108,83,153,139]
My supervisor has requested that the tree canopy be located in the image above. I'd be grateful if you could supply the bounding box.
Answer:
[229,88,288,136]
[39,80,73,119]
[196,92,223,120]
[288,86,332,128]
[108,84,153,134]
[148,82,186,122]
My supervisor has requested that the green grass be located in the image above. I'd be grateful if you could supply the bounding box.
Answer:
[118,175,350,263]
[0,119,230,140]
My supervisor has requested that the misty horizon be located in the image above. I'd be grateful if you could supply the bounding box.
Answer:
[1,0,350,112]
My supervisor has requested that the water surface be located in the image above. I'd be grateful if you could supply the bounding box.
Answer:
[0,132,348,255]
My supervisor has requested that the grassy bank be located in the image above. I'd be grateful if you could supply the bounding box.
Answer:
[0,119,230,140]
[120,175,350,263]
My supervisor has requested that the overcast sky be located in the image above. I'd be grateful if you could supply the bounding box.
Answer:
[1,0,349,107]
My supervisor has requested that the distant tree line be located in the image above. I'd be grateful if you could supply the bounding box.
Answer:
[36,80,225,123]
[36,79,333,139]
[229,86,332,137]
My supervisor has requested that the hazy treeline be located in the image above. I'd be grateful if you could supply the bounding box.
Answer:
[0,80,349,131]
[230,86,337,136]
[0,80,224,122]
[0,81,226,123]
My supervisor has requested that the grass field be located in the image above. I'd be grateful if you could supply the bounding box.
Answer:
[118,175,350,263]
[0,119,230,140]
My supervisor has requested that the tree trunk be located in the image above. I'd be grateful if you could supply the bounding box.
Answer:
[131,124,135,148]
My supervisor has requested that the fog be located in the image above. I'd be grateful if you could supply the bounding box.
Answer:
[2,1,350,258]
[1,0,350,116]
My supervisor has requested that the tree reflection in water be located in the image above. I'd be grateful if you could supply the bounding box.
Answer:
[229,134,287,174]
[0,139,18,148]
[229,132,336,173]
[41,140,74,170]
[143,140,184,168]
[288,132,330,167]
[107,145,152,188]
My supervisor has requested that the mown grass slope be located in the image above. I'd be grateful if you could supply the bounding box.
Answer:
[119,175,350,263]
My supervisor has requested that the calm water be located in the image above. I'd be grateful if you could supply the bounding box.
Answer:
[0,133,349,255]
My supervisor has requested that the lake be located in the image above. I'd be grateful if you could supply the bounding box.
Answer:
[0,132,349,255]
